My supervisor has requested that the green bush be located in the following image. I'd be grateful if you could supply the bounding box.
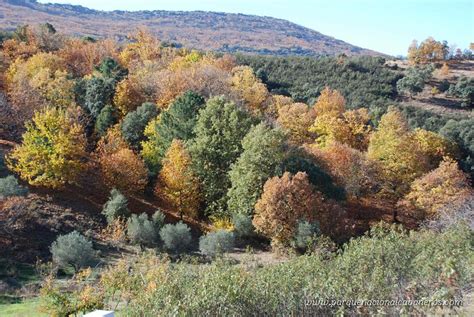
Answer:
[396,65,434,96]
[293,220,320,250]
[236,55,401,112]
[447,76,474,108]
[232,213,255,239]
[121,102,159,149]
[95,104,117,136]
[50,231,97,271]
[127,213,159,247]
[123,224,472,316]
[152,209,166,229]
[0,175,28,199]
[102,189,130,224]
[159,221,192,253]
[199,230,235,257]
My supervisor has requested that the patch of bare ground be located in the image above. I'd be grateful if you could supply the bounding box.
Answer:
[394,60,473,116]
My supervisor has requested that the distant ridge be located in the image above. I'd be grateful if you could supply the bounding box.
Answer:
[0,0,385,57]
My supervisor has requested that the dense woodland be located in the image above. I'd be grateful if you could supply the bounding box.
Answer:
[0,25,473,315]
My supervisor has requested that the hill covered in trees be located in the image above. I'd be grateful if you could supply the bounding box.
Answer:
[0,23,473,316]
[0,0,382,57]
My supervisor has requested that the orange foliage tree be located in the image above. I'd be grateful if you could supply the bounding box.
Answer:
[277,103,316,145]
[407,37,449,64]
[253,172,324,247]
[58,38,118,77]
[398,158,472,218]
[308,142,380,199]
[95,127,148,193]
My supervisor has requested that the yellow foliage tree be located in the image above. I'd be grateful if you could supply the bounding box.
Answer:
[119,30,161,68]
[113,78,147,115]
[312,86,345,117]
[399,158,472,218]
[6,53,73,119]
[439,63,450,76]
[309,88,371,150]
[7,107,86,188]
[156,139,200,219]
[407,37,448,64]
[266,94,293,118]
[230,66,269,115]
[277,103,316,144]
[413,128,458,169]
[95,127,148,193]
[367,108,430,197]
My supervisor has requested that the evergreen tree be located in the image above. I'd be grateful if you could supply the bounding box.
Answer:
[227,123,286,215]
[189,96,255,216]
[141,91,204,174]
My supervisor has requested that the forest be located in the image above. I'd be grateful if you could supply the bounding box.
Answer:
[0,25,473,316]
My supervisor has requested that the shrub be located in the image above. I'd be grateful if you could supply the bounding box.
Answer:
[121,102,159,149]
[152,209,166,229]
[447,76,474,108]
[159,221,192,253]
[396,65,434,96]
[293,220,320,250]
[0,175,28,198]
[50,231,97,271]
[438,79,450,92]
[199,230,235,257]
[102,189,130,224]
[127,213,160,247]
[232,213,254,239]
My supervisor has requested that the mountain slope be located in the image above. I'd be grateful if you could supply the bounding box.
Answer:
[0,0,383,57]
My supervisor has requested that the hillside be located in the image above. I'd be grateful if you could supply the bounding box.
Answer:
[0,0,383,57]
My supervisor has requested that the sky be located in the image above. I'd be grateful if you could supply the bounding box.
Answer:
[38,0,473,56]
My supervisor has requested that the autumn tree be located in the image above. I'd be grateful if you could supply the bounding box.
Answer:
[227,123,286,215]
[309,142,380,199]
[265,94,293,119]
[154,55,232,108]
[141,91,205,174]
[95,127,148,193]
[119,29,162,68]
[189,97,254,216]
[7,107,86,188]
[439,63,450,76]
[407,37,449,64]
[398,158,472,218]
[230,65,269,115]
[309,87,371,150]
[6,52,74,119]
[367,107,430,197]
[277,103,316,144]
[156,139,200,219]
[121,102,158,149]
[313,86,346,117]
[113,77,148,115]
[253,172,323,247]
[59,38,118,77]
[413,128,458,169]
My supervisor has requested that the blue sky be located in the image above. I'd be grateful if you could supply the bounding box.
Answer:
[38,0,473,56]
